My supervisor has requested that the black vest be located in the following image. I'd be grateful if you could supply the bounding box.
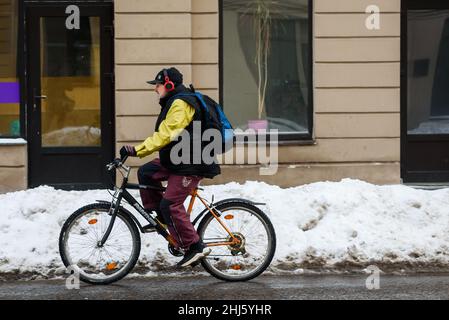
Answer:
[155,85,221,179]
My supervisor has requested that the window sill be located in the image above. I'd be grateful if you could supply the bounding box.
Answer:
[277,139,317,146]
[0,138,27,146]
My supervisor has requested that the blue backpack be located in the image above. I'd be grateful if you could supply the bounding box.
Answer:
[172,89,234,154]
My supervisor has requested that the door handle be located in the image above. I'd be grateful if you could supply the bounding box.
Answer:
[32,88,47,111]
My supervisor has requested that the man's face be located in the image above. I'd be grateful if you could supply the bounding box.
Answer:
[155,83,168,98]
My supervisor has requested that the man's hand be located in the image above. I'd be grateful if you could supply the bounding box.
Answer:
[120,145,137,160]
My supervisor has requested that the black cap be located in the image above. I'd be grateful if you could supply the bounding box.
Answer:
[147,67,183,86]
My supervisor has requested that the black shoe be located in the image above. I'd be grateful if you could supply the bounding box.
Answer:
[176,241,211,268]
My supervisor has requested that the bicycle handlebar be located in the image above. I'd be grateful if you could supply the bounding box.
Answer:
[106,155,128,171]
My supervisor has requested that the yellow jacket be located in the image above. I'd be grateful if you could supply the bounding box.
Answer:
[135,99,195,158]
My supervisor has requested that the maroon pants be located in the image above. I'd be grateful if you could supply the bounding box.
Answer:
[137,158,202,250]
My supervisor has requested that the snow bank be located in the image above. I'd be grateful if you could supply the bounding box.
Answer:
[1,178,449,278]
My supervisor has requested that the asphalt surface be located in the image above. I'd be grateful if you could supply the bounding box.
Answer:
[1,274,449,300]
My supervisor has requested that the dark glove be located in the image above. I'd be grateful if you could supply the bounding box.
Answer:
[120,145,137,160]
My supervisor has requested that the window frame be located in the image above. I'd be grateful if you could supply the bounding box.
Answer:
[218,0,314,143]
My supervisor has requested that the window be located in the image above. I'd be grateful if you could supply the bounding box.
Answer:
[221,0,312,140]
[40,16,101,147]
[0,0,20,137]
[407,10,449,135]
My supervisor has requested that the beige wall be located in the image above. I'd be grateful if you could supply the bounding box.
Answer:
[0,143,27,193]
[311,0,401,185]
[115,0,401,187]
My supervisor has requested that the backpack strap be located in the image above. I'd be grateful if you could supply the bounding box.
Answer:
[171,92,211,120]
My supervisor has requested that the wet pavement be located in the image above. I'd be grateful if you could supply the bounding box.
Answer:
[1,274,449,300]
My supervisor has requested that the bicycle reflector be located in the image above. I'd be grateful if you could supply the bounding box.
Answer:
[88,219,98,225]
[106,262,118,270]
[224,214,234,220]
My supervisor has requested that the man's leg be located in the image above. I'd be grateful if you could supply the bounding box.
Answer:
[137,159,169,210]
[160,175,203,250]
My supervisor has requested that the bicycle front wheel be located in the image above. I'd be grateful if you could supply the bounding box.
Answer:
[197,201,276,282]
[59,203,141,285]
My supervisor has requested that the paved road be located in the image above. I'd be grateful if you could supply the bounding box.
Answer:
[0,274,449,300]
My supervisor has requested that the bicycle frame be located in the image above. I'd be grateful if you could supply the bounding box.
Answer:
[186,188,240,247]
[99,159,240,249]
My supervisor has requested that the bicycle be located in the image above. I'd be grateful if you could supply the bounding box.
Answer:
[59,156,276,285]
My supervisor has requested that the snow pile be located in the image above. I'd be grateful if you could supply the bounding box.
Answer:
[1,178,449,278]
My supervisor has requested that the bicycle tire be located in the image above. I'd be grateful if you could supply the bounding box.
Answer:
[59,203,141,285]
[197,201,276,282]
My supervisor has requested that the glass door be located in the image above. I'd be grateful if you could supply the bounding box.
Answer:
[40,16,101,148]
[26,2,114,189]
[402,0,449,182]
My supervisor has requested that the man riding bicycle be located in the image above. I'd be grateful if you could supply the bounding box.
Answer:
[119,67,220,267]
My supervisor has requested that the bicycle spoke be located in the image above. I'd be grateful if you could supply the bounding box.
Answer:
[104,248,129,261]
[77,246,99,266]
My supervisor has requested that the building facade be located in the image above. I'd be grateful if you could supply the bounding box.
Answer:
[0,0,447,193]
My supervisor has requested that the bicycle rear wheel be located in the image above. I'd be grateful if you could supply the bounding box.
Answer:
[197,201,276,282]
[59,203,141,285]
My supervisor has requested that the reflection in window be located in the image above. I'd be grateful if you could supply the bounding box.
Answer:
[40,17,101,147]
[408,10,449,134]
[0,0,20,137]
[222,0,311,135]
